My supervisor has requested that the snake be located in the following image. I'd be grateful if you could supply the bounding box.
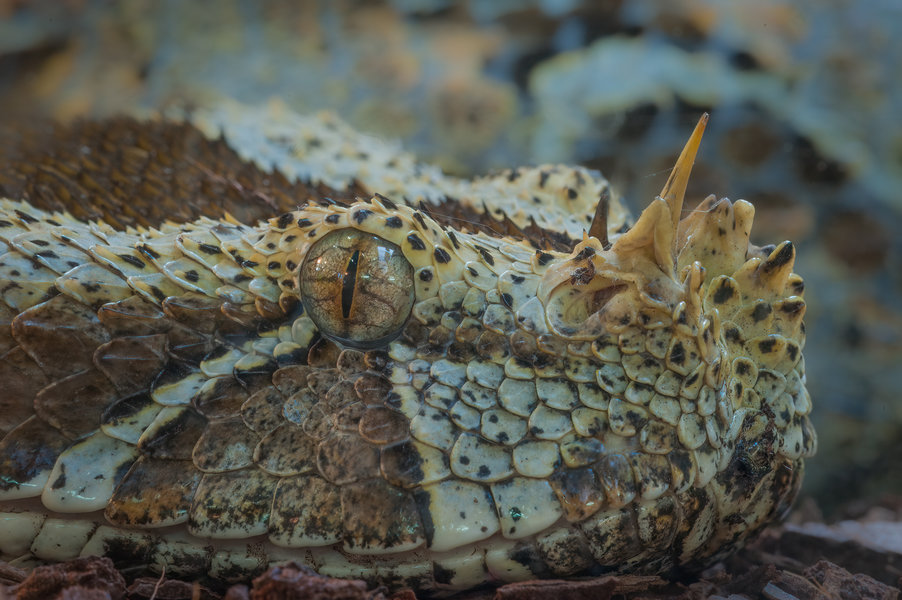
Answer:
[0,107,815,593]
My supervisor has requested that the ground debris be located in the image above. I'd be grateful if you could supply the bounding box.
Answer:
[8,556,126,600]
[3,499,902,600]
[491,574,664,600]
[247,562,386,600]
[127,576,219,600]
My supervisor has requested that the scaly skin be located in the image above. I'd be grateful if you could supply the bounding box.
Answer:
[0,113,814,593]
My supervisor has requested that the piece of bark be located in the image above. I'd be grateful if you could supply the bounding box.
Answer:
[494,575,665,600]
[248,562,385,600]
[12,557,126,600]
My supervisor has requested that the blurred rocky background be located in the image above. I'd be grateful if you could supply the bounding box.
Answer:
[0,0,900,515]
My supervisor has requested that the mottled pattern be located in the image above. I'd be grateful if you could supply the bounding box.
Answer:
[0,113,814,593]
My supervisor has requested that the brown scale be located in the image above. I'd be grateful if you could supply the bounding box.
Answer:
[0,118,581,253]
[415,199,576,252]
[0,119,365,229]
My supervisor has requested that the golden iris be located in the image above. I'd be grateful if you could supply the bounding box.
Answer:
[298,229,414,348]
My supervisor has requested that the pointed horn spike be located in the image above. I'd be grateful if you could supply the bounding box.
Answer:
[660,113,709,234]
[588,187,612,250]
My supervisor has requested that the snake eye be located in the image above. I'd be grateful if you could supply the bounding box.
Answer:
[298,228,415,349]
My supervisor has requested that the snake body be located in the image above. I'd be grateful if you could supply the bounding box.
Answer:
[0,108,814,592]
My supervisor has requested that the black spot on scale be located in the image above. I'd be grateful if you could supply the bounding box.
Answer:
[184,270,200,283]
[385,216,403,228]
[116,254,147,269]
[138,244,161,260]
[751,302,772,323]
[325,214,340,224]
[432,563,455,586]
[467,266,478,277]
[476,246,495,266]
[419,269,433,282]
[539,170,550,188]
[276,213,294,229]
[735,361,750,376]
[286,260,297,271]
[434,247,451,263]
[713,280,735,304]
[51,467,67,489]
[477,465,491,478]
[567,187,578,200]
[353,209,372,224]
[511,274,525,284]
[198,243,221,255]
[413,490,436,547]
[669,341,686,365]
[242,260,258,269]
[283,235,297,243]
[374,193,398,210]
[0,220,12,227]
[14,210,37,224]
[297,218,312,228]
[780,300,805,315]
[459,455,470,465]
[267,261,280,270]
[762,241,794,272]
[448,231,460,249]
[537,252,553,266]
[413,212,427,228]
[308,229,318,237]
[30,239,49,247]
[317,197,339,208]
[234,273,252,283]
[501,293,514,308]
[34,250,59,259]
[407,234,426,251]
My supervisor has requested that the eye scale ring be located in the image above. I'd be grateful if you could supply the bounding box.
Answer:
[298,228,415,349]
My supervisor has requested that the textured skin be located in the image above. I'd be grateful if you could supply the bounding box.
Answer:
[0,112,815,593]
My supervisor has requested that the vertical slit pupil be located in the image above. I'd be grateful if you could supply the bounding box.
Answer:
[341,249,360,319]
